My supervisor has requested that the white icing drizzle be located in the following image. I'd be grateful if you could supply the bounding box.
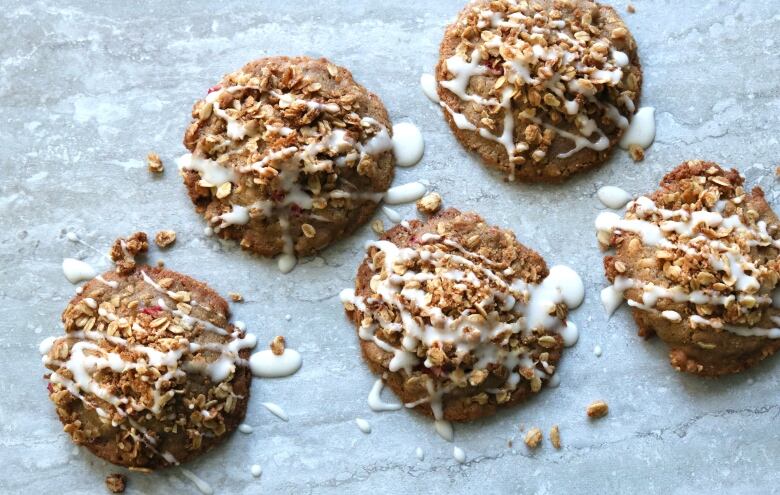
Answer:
[597,183,780,339]
[367,378,402,412]
[261,402,289,421]
[391,123,425,167]
[342,231,585,435]
[436,4,635,179]
[620,107,656,150]
[62,258,96,284]
[180,468,214,495]
[420,74,440,103]
[384,182,427,205]
[435,419,454,442]
[382,206,402,223]
[597,186,632,209]
[355,417,371,434]
[249,348,302,378]
[453,446,466,464]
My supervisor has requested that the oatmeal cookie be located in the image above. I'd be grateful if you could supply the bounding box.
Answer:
[41,266,255,468]
[436,0,641,182]
[341,208,583,421]
[598,160,780,375]
[179,56,395,269]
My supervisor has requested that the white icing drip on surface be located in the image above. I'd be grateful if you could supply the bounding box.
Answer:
[384,182,427,205]
[261,402,289,421]
[62,258,96,283]
[180,468,213,495]
[435,419,454,442]
[453,446,466,464]
[420,73,440,103]
[238,423,253,434]
[249,348,302,378]
[382,206,402,223]
[355,418,371,434]
[619,107,656,149]
[251,464,263,478]
[367,378,402,412]
[593,345,603,357]
[392,123,425,167]
[597,186,632,209]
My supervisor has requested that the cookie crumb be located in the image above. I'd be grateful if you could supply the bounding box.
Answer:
[524,427,542,448]
[105,473,126,493]
[628,144,645,162]
[228,291,243,302]
[154,230,176,248]
[270,335,286,356]
[156,260,165,267]
[147,152,164,174]
[371,219,385,235]
[627,3,635,13]
[110,232,149,275]
[587,400,609,418]
[416,192,442,215]
[775,166,780,177]
[549,425,561,449]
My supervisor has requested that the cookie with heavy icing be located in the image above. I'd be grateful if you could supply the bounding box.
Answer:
[180,56,395,271]
[598,161,780,375]
[40,266,255,469]
[435,0,641,182]
[341,209,584,421]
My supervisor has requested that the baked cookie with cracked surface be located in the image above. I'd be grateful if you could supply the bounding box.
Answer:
[179,56,395,272]
[340,208,584,422]
[40,266,256,469]
[598,161,780,375]
[435,0,641,182]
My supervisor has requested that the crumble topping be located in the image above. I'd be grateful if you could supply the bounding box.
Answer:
[586,399,609,418]
[154,230,176,249]
[110,232,149,275]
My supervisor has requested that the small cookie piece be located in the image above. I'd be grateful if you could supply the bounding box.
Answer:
[549,425,561,448]
[109,232,149,275]
[105,473,126,493]
[147,152,164,174]
[524,427,542,448]
[41,266,255,469]
[341,208,584,421]
[598,160,780,375]
[154,230,176,248]
[586,400,609,418]
[179,56,395,267]
[435,0,641,182]
[416,192,442,215]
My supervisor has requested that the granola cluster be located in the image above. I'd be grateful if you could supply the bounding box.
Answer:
[438,0,640,179]
[42,268,253,468]
[109,231,149,275]
[343,210,572,420]
[180,57,394,258]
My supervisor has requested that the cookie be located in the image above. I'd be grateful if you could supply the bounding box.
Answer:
[40,266,255,469]
[435,0,641,182]
[180,56,395,271]
[340,209,583,421]
[598,160,780,375]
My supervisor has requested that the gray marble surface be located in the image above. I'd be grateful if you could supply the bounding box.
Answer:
[2,0,780,493]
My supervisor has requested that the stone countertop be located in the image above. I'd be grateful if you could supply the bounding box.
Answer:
[1,1,779,493]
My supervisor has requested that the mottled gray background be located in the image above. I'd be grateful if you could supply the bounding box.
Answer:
[1,1,779,493]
